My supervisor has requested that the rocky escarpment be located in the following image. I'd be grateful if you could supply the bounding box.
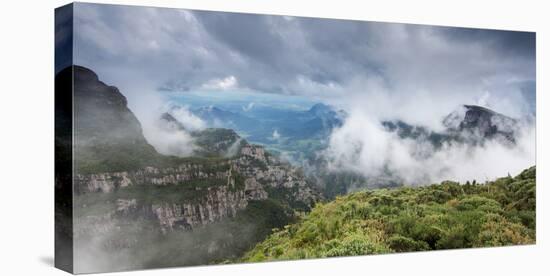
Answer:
[149,185,252,232]
[75,184,255,236]
[75,142,319,234]
[234,144,318,206]
[75,162,232,194]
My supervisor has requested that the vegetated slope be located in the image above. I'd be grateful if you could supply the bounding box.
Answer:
[243,166,535,262]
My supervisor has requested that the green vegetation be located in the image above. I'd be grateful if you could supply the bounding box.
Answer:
[264,185,313,212]
[75,142,232,174]
[192,128,244,157]
[243,166,535,262]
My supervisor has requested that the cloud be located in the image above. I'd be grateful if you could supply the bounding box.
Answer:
[169,105,207,131]
[242,102,255,112]
[324,105,535,185]
[71,3,536,181]
[271,129,281,140]
[73,3,535,121]
[201,75,238,90]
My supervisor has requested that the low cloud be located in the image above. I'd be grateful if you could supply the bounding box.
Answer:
[324,105,535,185]
[271,129,281,140]
[201,75,238,90]
[169,105,207,131]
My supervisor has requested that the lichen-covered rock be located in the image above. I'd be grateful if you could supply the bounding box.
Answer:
[151,185,250,232]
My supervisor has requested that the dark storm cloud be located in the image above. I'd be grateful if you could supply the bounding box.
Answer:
[72,3,536,120]
[193,11,286,67]
[441,27,535,58]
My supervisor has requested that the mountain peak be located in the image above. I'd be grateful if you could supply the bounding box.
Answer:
[64,65,160,172]
[444,104,517,142]
[73,65,99,83]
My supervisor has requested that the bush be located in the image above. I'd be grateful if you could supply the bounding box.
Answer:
[388,235,430,252]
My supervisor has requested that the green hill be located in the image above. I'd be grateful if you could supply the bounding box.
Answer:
[243,166,535,262]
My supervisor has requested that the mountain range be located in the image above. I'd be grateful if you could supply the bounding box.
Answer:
[191,103,343,142]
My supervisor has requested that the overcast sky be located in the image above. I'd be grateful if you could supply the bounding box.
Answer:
[71,2,536,126]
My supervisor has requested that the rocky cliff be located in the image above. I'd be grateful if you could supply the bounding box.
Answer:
[75,141,318,233]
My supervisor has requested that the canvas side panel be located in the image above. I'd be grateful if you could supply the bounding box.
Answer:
[55,3,74,274]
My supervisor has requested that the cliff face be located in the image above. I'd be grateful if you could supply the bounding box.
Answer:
[149,186,251,232]
[75,142,318,234]
[75,163,231,194]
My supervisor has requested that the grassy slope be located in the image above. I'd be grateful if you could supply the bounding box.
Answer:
[243,166,535,262]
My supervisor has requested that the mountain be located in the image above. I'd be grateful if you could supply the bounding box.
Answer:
[381,120,450,148]
[67,65,321,273]
[383,105,519,146]
[243,166,535,262]
[307,103,341,119]
[187,103,344,164]
[190,103,344,140]
[443,105,518,143]
[191,128,245,157]
[159,112,245,157]
[192,106,259,129]
[281,103,344,139]
[68,65,162,173]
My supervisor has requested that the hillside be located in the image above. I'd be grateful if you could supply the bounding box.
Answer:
[243,166,535,262]
[67,65,165,173]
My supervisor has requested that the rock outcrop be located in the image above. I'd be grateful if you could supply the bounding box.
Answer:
[75,141,318,233]
[443,105,518,143]
[383,104,520,147]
